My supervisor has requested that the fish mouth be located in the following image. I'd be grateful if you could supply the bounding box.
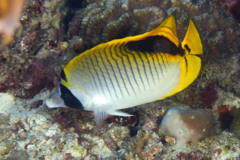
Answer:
[45,87,67,108]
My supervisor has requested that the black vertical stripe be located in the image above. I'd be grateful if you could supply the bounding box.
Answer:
[143,52,155,85]
[119,44,136,94]
[89,55,106,97]
[159,53,167,70]
[93,52,112,99]
[155,53,164,76]
[136,51,150,87]
[122,46,140,92]
[121,56,136,95]
[100,47,118,99]
[86,59,99,93]
[127,49,146,91]
[113,44,130,95]
[108,45,124,98]
[149,53,159,81]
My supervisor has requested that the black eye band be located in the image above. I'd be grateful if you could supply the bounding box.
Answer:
[60,84,83,109]
[61,69,67,81]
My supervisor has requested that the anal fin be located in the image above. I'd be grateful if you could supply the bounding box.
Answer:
[94,105,133,127]
[107,110,133,117]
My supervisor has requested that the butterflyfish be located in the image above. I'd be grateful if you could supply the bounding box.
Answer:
[46,16,203,126]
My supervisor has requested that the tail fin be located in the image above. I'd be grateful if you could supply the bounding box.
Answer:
[174,19,203,94]
[162,19,203,99]
[181,19,203,55]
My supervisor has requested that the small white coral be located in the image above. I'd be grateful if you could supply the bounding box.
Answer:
[0,0,24,45]
[159,106,215,149]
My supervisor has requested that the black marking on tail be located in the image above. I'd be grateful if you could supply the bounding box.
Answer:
[61,69,67,81]
[184,57,188,76]
[126,36,185,56]
[184,44,191,53]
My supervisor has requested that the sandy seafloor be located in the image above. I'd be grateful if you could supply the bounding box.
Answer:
[0,88,240,160]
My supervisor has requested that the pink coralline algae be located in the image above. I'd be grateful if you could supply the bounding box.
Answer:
[199,83,218,109]
[21,58,60,98]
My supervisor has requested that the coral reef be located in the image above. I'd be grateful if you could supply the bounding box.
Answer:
[0,0,80,98]
[230,108,240,139]
[204,54,240,99]
[1,91,240,159]
[121,130,162,160]
[69,0,240,63]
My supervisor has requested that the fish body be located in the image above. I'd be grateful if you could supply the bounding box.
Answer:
[46,16,203,126]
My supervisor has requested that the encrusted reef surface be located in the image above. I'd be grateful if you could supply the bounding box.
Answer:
[0,0,82,98]
[1,0,240,159]
[1,91,240,159]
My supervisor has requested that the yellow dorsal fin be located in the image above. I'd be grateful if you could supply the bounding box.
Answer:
[149,16,179,47]
[181,19,203,55]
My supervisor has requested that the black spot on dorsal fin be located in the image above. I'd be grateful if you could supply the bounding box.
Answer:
[125,36,185,56]
[61,69,67,81]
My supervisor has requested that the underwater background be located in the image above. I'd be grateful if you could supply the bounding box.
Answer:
[0,0,240,159]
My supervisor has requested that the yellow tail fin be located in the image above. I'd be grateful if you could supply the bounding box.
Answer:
[181,19,203,55]
[159,19,203,100]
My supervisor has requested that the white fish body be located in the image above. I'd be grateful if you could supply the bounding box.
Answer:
[46,16,203,126]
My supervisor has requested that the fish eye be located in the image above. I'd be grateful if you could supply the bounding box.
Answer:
[62,93,71,102]
[59,83,83,109]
